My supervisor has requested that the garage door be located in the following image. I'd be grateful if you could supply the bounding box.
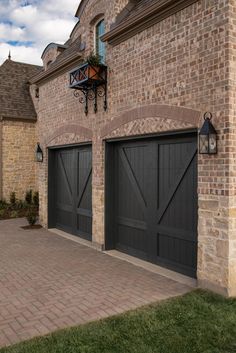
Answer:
[49,145,92,241]
[106,134,198,277]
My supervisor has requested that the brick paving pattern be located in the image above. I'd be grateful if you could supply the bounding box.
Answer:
[0,218,192,348]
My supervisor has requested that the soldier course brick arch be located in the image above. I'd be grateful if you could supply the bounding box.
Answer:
[101,105,201,138]
[44,124,93,146]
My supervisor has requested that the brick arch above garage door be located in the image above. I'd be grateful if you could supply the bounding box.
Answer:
[44,124,93,147]
[101,105,201,138]
[105,117,197,140]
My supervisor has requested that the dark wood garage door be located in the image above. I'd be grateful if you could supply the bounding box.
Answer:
[49,145,92,241]
[106,133,198,277]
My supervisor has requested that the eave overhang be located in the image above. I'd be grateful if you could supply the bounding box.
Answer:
[0,115,37,123]
[101,0,199,46]
[30,52,83,85]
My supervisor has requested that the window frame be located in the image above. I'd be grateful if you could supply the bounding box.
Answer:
[94,18,105,63]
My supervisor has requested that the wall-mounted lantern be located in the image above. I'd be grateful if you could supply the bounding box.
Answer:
[36,143,43,162]
[199,112,217,154]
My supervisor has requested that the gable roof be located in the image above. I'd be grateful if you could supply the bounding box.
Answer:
[0,59,42,121]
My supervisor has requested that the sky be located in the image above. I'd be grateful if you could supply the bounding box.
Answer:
[0,0,80,66]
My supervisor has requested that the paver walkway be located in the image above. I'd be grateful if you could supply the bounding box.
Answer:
[0,218,192,348]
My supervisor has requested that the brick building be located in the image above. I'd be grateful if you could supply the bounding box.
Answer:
[31,0,236,296]
[0,58,41,201]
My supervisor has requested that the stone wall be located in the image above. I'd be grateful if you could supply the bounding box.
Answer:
[35,0,236,296]
[1,120,37,201]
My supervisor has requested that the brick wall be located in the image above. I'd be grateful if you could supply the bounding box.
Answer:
[1,120,37,201]
[35,0,236,296]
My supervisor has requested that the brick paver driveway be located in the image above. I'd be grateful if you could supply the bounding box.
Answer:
[0,218,192,348]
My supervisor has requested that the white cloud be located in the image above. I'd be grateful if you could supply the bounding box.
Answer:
[0,42,42,65]
[0,0,80,65]
[33,19,77,44]
[41,0,79,16]
[11,5,39,25]
[0,22,26,41]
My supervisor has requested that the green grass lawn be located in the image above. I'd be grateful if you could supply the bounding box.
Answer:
[1,290,236,353]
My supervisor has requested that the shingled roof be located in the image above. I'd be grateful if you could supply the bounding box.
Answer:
[0,59,42,121]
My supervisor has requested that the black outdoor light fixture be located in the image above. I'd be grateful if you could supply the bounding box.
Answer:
[36,143,43,162]
[199,112,217,154]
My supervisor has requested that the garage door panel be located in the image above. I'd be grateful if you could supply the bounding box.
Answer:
[117,148,146,221]
[56,152,74,206]
[55,151,74,232]
[56,209,73,232]
[160,155,197,231]
[59,151,75,189]
[123,146,148,205]
[157,144,197,222]
[156,224,196,242]
[157,233,197,268]
[77,173,92,211]
[158,142,195,201]
[77,150,91,189]
[76,214,92,239]
[118,216,147,231]
[157,140,197,276]
[117,178,145,221]
[108,134,198,278]
[56,202,73,213]
[115,144,149,257]
[118,147,147,211]
[116,225,147,259]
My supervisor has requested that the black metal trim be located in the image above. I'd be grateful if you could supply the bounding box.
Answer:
[47,141,92,151]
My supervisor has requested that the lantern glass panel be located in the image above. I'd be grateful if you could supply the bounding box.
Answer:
[36,149,43,162]
[199,134,209,154]
[209,134,217,154]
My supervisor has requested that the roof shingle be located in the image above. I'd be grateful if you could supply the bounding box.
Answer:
[0,59,42,121]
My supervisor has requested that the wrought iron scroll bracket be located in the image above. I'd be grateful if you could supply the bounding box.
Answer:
[74,84,107,115]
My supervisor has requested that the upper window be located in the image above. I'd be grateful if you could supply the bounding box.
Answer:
[95,19,105,63]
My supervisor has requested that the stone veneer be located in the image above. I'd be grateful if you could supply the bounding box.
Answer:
[1,119,37,201]
[35,0,236,296]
